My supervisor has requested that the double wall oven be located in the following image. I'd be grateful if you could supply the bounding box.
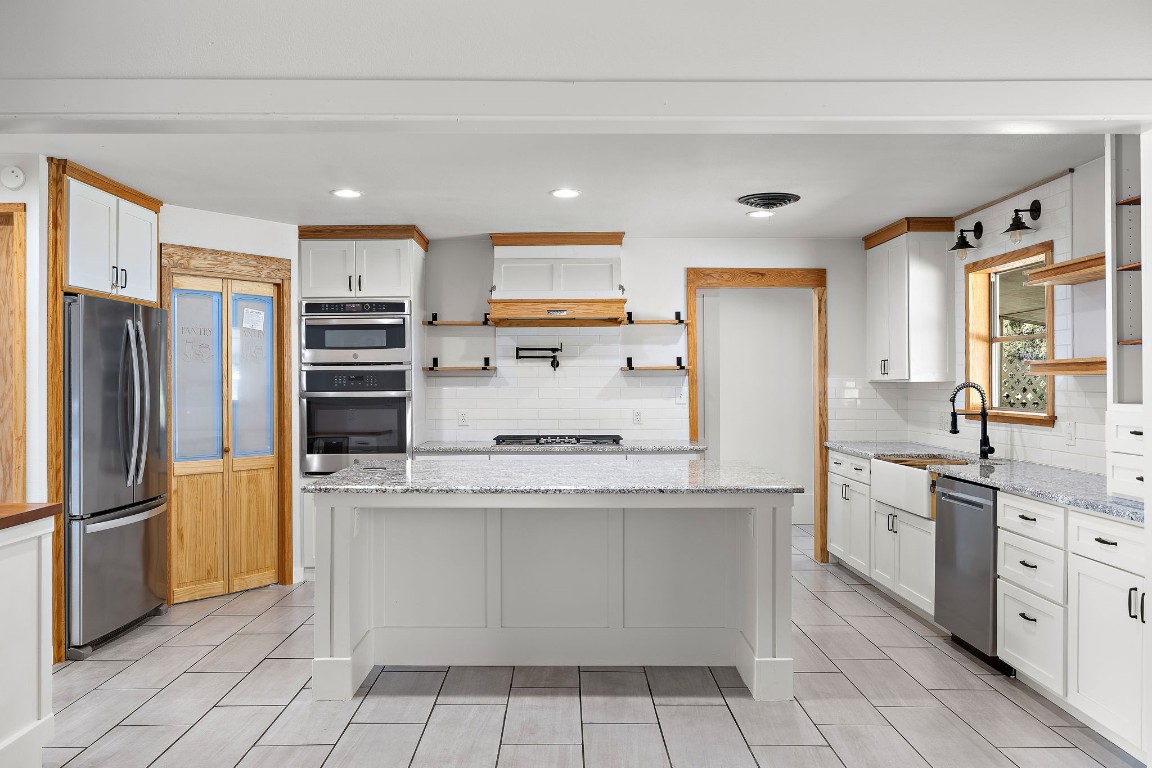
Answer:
[301,300,413,473]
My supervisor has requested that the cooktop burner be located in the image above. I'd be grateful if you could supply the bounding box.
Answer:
[493,434,623,446]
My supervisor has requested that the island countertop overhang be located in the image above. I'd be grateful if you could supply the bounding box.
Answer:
[303,457,804,495]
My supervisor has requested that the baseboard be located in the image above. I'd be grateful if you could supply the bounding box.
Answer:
[0,713,53,768]
[292,566,305,584]
[311,629,375,701]
[735,631,793,701]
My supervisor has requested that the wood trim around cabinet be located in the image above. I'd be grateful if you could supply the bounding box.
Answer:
[0,205,27,503]
[861,217,954,249]
[298,225,429,251]
[47,159,67,662]
[963,241,1056,428]
[686,267,830,562]
[58,159,163,213]
[489,232,625,247]
[161,244,295,598]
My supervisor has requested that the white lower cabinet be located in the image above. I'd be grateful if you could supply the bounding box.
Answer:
[827,477,849,560]
[870,501,897,589]
[997,578,1066,696]
[997,528,1066,605]
[845,479,871,574]
[1067,553,1145,748]
[893,512,934,614]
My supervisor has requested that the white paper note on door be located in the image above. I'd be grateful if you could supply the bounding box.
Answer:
[242,307,265,331]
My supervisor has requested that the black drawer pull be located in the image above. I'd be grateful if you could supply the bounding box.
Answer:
[1019,560,1038,569]
[1130,587,1139,619]
[1094,537,1118,546]
[833,461,843,466]
[1130,430,1144,436]
[1137,476,1144,482]
[853,467,864,471]
[1018,514,1037,522]
[1018,612,1037,623]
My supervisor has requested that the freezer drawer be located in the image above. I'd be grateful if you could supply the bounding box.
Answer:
[68,501,167,648]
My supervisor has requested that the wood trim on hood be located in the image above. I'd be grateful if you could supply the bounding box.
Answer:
[487,298,627,327]
[489,232,625,247]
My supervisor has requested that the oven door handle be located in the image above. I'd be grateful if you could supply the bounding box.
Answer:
[303,317,408,325]
[301,364,413,372]
[301,391,412,399]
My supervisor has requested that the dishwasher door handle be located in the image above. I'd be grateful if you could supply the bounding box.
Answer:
[937,491,990,511]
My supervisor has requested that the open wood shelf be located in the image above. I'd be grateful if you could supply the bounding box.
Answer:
[423,366,497,376]
[424,313,491,326]
[1118,339,1143,346]
[1027,357,1107,376]
[1117,194,1142,206]
[1023,253,1105,287]
[621,356,688,373]
[1117,262,1142,272]
[625,311,686,325]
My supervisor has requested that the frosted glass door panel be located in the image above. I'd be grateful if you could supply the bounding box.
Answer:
[173,289,223,461]
[232,294,275,457]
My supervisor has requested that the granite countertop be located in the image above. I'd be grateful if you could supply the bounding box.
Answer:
[304,457,801,495]
[825,440,1144,525]
[414,440,707,454]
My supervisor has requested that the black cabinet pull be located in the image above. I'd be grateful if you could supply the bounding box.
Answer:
[358,275,363,292]
[1137,476,1144,482]
[1129,587,1139,619]
[833,461,843,466]
[1018,612,1037,623]
[348,275,353,292]
[1018,514,1037,522]
[111,265,119,289]
[120,268,127,289]
[1130,430,1144,436]
[1142,593,1146,624]
[842,484,849,501]
[1094,537,1118,546]
[1019,560,1038,570]
[853,466,864,472]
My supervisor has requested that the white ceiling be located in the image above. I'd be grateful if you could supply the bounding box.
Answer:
[3,1,1151,81]
[3,132,1103,239]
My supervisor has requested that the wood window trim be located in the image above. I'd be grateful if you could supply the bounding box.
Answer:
[964,241,1056,429]
[685,267,829,561]
[161,244,295,605]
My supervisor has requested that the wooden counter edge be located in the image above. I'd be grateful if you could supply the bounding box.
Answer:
[0,502,63,532]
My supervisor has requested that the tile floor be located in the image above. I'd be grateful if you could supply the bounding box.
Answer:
[43,525,1146,768]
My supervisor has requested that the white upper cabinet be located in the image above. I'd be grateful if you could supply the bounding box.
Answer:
[116,199,158,303]
[300,239,418,298]
[492,244,623,299]
[67,179,119,294]
[67,178,158,302]
[865,231,952,382]
[356,240,411,297]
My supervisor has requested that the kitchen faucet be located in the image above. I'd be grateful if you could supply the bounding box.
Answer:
[948,382,996,460]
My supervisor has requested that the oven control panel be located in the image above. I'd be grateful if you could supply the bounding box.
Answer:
[302,300,409,315]
[302,367,410,392]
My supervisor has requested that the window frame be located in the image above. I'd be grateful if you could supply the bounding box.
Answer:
[964,241,1056,428]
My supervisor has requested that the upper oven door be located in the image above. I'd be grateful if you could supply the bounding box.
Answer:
[301,316,410,364]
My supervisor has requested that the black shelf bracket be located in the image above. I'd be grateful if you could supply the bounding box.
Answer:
[626,311,633,324]
[626,356,634,371]
[517,344,563,370]
[483,312,490,326]
[676,356,685,369]
[430,312,438,324]
[675,311,684,324]
[482,356,491,370]
[430,356,439,371]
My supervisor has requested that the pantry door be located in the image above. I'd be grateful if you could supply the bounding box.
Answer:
[169,274,280,602]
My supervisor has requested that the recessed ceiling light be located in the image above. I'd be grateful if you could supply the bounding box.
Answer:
[550,188,581,198]
[746,210,775,218]
[330,189,362,198]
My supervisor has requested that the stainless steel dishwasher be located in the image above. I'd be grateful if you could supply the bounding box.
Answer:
[934,475,1011,670]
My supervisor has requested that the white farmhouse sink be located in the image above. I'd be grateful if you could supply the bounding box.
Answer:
[871,456,969,519]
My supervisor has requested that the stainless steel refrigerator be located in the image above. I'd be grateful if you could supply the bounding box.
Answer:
[65,293,168,654]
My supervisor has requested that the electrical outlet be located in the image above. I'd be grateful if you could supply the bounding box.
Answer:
[676,386,688,405]
[632,409,643,425]
[1063,420,1076,446]
[457,410,470,427]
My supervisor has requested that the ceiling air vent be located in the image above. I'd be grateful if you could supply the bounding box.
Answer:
[737,192,801,210]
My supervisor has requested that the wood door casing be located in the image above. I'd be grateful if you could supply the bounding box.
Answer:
[168,275,280,602]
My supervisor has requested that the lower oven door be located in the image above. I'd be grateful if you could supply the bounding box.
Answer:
[301,391,412,474]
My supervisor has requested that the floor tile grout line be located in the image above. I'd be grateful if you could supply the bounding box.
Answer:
[403,664,450,768]
[708,665,769,758]
[645,667,677,767]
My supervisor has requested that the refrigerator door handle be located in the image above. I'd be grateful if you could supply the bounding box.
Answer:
[84,503,165,533]
[125,319,142,486]
[135,317,150,485]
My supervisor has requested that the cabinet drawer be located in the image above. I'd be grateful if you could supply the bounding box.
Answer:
[997,579,1065,696]
[1105,451,1145,502]
[1106,410,1145,456]
[997,529,1065,604]
[1068,510,1145,576]
[829,451,870,483]
[997,493,1065,548]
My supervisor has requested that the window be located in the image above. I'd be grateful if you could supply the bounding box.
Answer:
[964,242,1055,427]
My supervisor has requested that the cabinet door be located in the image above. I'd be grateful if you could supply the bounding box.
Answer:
[116,199,158,302]
[865,245,888,381]
[827,478,849,559]
[299,241,356,298]
[846,479,871,574]
[884,238,910,379]
[356,240,411,297]
[67,179,118,294]
[871,501,896,588]
[894,512,934,614]
[1067,554,1144,746]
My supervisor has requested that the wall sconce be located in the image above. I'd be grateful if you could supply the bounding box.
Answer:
[949,221,982,261]
[1003,200,1041,244]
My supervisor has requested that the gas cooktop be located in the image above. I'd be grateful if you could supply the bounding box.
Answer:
[493,434,623,446]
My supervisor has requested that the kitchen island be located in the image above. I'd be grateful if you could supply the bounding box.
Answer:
[304,457,800,702]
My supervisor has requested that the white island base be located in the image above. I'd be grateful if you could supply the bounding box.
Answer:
[311,491,794,701]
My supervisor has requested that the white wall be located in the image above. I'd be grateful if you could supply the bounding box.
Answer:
[900,163,1109,473]
[0,154,48,501]
[421,236,870,442]
[159,205,302,574]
